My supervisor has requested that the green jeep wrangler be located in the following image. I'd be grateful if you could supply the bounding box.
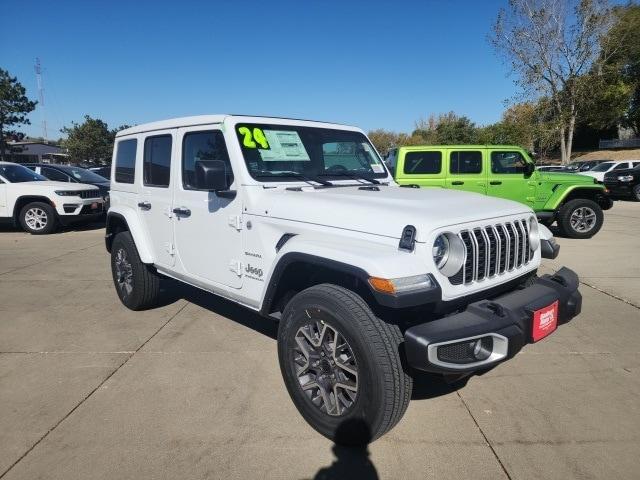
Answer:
[386,145,613,238]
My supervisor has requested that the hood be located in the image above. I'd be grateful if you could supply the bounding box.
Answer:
[604,167,638,178]
[538,171,596,184]
[13,181,100,190]
[252,185,532,242]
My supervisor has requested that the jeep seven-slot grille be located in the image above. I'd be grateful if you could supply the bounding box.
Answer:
[449,219,532,286]
[77,189,100,199]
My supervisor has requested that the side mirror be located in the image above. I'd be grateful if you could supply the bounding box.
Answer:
[195,160,230,191]
[524,162,535,177]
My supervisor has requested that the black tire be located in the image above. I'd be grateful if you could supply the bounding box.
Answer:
[557,198,604,239]
[19,202,57,235]
[633,184,640,202]
[110,231,161,310]
[278,284,412,445]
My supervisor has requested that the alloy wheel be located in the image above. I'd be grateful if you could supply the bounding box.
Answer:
[114,248,134,297]
[293,312,358,416]
[24,207,48,231]
[569,206,597,233]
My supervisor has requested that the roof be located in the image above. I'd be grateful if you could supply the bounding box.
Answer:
[398,144,525,149]
[116,114,357,137]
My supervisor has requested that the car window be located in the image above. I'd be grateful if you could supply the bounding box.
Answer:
[114,139,137,184]
[41,167,70,182]
[143,135,172,188]
[182,130,233,190]
[632,162,640,168]
[403,151,442,174]
[491,151,528,174]
[590,162,614,172]
[613,163,629,171]
[450,151,482,174]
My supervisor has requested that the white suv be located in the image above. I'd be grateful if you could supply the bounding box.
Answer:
[106,115,582,444]
[0,162,104,234]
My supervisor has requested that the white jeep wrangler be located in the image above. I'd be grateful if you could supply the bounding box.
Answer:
[106,115,581,445]
[0,162,104,234]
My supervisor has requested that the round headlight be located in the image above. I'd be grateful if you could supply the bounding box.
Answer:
[433,233,466,277]
[528,216,540,251]
[432,234,449,269]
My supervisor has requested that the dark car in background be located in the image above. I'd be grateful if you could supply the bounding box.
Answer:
[24,164,110,206]
[565,159,609,173]
[604,163,640,201]
[89,166,111,180]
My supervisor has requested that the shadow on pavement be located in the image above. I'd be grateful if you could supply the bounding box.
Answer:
[308,419,378,480]
[158,280,278,340]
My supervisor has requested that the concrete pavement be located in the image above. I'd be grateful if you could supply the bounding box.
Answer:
[0,202,639,479]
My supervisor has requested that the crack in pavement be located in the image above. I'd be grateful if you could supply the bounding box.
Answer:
[456,391,513,480]
[0,302,188,479]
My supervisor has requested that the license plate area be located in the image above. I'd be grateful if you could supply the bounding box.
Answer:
[532,300,559,342]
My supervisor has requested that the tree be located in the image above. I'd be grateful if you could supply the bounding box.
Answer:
[600,3,640,135]
[491,0,615,163]
[413,112,478,144]
[61,115,117,165]
[0,68,37,161]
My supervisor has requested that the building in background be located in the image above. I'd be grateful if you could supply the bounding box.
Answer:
[4,141,69,164]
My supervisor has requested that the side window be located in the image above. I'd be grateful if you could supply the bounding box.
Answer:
[182,130,233,190]
[450,151,482,174]
[404,151,442,174]
[41,167,70,182]
[143,135,172,188]
[633,162,640,168]
[114,139,137,184]
[613,163,629,171]
[491,151,527,174]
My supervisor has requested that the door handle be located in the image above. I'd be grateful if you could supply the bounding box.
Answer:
[137,201,152,210]
[172,207,191,218]
[490,181,503,185]
[451,181,464,185]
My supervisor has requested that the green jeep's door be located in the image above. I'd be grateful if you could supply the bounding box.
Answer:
[446,149,487,195]
[486,149,536,207]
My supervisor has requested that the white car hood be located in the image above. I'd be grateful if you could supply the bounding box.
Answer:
[11,181,99,190]
[251,185,532,242]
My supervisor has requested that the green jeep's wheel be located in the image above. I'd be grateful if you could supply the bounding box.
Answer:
[557,199,604,239]
[278,284,412,445]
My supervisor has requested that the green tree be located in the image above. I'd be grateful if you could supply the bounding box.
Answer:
[491,0,615,163]
[61,115,117,165]
[600,3,640,135]
[0,68,37,161]
[413,112,478,144]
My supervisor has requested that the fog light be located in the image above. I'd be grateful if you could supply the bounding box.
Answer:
[471,337,492,361]
[436,336,494,364]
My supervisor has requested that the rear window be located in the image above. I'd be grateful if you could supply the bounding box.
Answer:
[403,151,442,174]
[143,135,172,187]
[450,151,482,174]
[114,139,137,184]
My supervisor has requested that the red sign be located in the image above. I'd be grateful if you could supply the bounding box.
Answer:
[532,301,559,342]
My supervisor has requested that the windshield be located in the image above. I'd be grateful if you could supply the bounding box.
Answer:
[58,166,108,183]
[591,162,614,172]
[235,123,387,182]
[0,164,47,183]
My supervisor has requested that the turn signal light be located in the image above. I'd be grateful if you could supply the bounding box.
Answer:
[368,277,396,294]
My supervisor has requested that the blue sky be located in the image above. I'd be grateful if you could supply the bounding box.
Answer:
[2,0,518,139]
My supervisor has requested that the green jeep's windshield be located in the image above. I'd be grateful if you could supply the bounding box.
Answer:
[235,123,387,182]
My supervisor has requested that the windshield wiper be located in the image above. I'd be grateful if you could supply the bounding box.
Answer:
[254,170,333,187]
[320,172,380,185]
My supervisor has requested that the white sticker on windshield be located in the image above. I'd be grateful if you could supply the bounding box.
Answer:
[371,164,385,173]
[260,130,310,162]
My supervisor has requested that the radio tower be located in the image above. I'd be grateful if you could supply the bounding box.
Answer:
[34,58,48,142]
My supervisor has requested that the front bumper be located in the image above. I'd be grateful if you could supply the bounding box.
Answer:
[58,201,105,225]
[404,267,581,373]
[603,183,636,199]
